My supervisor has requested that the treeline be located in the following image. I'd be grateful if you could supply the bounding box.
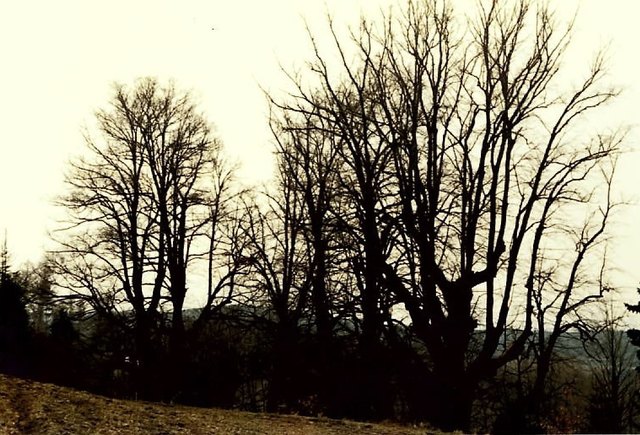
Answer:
[0,0,638,433]
[2,260,639,433]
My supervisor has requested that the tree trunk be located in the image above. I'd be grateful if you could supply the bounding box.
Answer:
[356,209,393,420]
[310,232,334,412]
[133,311,158,399]
[427,368,475,432]
[426,286,477,431]
[168,278,187,400]
[267,320,300,413]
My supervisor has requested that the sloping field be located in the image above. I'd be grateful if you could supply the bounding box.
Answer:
[0,375,431,434]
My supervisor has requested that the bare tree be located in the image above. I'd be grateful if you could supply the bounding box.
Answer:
[14,260,55,334]
[270,81,404,415]
[274,0,621,430]
[129,79,233,354]
[238,150,313,411]
[54,78,241,397]
[587,303,639,433]
[55,86,164,381]
[269,107,341,353]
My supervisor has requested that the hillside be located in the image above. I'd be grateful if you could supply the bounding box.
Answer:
[0,375,430,435]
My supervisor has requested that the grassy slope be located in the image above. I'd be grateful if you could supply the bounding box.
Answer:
[0,375,432,434]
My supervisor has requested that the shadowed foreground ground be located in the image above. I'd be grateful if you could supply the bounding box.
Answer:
[0,375,433,434]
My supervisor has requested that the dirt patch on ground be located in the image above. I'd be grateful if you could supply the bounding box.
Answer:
[0,375,432,434]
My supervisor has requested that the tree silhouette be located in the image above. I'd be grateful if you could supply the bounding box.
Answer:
[0,239,32,375]
[54,77,244,399]
[587,304,638,433]
[272,0,621,430]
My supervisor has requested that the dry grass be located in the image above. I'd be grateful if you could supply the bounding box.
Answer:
[0,374,433,434]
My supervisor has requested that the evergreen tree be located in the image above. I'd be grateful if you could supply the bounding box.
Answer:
[0,237,32,374]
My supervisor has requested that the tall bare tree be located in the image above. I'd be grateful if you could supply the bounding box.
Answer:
[274,0,621,430]
[54,78,241,397]
[269,107,341,354]
[238,147,313,411]
[55,85,164,379]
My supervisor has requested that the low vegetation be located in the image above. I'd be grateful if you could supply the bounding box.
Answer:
[0,375,430,435]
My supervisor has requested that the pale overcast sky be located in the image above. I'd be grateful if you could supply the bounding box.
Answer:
[1,1,639,306]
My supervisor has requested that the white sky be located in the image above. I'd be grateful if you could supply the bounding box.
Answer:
[1,1,639,308]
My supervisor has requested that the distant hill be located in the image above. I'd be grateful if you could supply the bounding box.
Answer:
[487,328,637,367]
[0,374,431,435]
